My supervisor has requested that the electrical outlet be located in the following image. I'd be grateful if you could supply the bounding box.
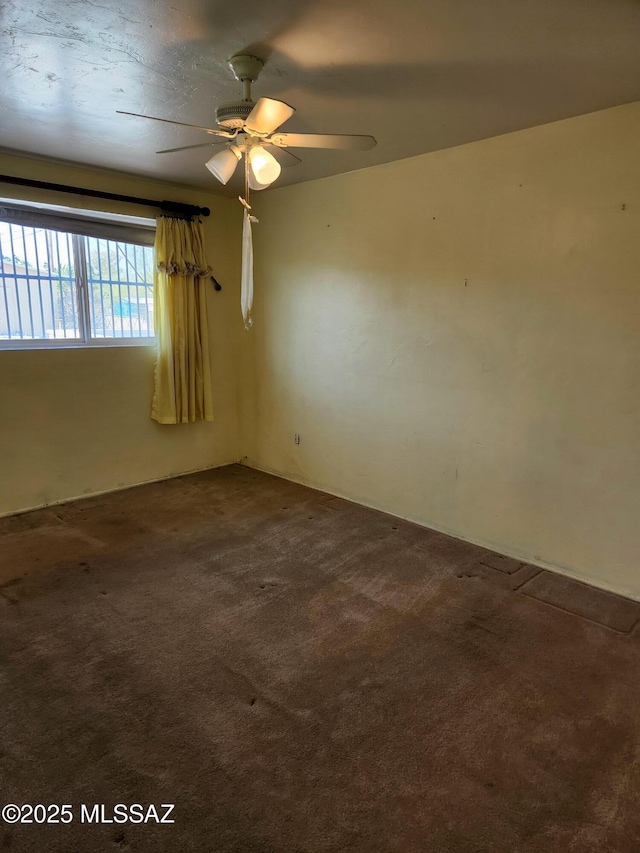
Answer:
[294,433,300,445]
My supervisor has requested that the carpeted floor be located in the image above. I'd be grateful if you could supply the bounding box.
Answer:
[1,464,640,852]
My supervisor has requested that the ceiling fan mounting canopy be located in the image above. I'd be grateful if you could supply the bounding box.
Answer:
[228,54,264,84]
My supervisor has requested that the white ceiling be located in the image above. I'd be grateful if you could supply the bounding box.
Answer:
[1,0,640,196]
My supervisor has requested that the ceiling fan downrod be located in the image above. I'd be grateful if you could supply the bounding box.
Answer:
[228,54,264,102]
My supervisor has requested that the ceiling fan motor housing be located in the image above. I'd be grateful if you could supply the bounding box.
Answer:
[216,101,255,129]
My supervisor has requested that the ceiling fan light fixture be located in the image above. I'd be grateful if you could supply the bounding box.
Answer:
[205,145,242,184]
[247,166,267,191]
[247,146,281,189]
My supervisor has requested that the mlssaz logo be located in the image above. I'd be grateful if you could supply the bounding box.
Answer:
[81,804,175,824]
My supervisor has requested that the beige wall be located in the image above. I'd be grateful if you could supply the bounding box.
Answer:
[0,153,243,515]
[246,102,640,599]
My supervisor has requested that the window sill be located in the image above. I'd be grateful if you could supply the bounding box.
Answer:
[0,338,156,351]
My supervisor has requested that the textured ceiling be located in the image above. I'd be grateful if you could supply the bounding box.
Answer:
[1,0,640,196]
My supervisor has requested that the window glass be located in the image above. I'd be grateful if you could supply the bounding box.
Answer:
[85,237,154,339]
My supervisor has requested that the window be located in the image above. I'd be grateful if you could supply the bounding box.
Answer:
[0,203,155,348]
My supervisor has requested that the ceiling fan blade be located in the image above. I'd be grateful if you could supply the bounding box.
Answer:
[270,132,377,151]
[263,144,302,167]
[156,141,225,154]
[117,111,231,137]
[244,98,295,135]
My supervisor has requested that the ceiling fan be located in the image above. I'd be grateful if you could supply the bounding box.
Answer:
[117,54,377,191]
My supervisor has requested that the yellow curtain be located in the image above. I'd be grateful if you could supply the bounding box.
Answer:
[151,216,214,424]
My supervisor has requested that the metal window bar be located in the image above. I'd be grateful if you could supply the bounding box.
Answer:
[69,233,79,334]
[7,225,24,338]
[105,241,116,337]
[51,229,63,338]
[95,238,106,337]
[53,229,67,337]
[106,241,123,337]
[63,231,76,337]
[127,244,135,337]
[139,247,147,338]
[57,232,67,337]
[86,239,97,339]
[114,240,125,336]
[114,241,125,335]
[144,248,153,333]
[95,238,107,337]
[131,245,139,337]
[56,230,68,338]
[0,229,13,339]
[19,225,36,338]
[31,228,47,338]
[43,231,57,338]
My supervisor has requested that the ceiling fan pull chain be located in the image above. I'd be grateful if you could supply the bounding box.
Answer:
[238,194,258,224]
[238,155,258,221]
[244,151,250,207]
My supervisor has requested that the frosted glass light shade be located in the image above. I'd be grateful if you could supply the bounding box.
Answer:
[205,146,241,184]
[248,166,267,191]
[248,146,281,189]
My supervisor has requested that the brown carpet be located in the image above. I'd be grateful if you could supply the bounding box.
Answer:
[1,464,640,852]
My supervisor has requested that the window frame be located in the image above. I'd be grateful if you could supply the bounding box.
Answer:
[0,202,156,351]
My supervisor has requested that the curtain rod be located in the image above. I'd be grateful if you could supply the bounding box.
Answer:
[0,174,210,219]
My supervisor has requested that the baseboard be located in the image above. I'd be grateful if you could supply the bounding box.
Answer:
[0,459,243,520]
[241,458,640,604]
[5,455,634,604]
